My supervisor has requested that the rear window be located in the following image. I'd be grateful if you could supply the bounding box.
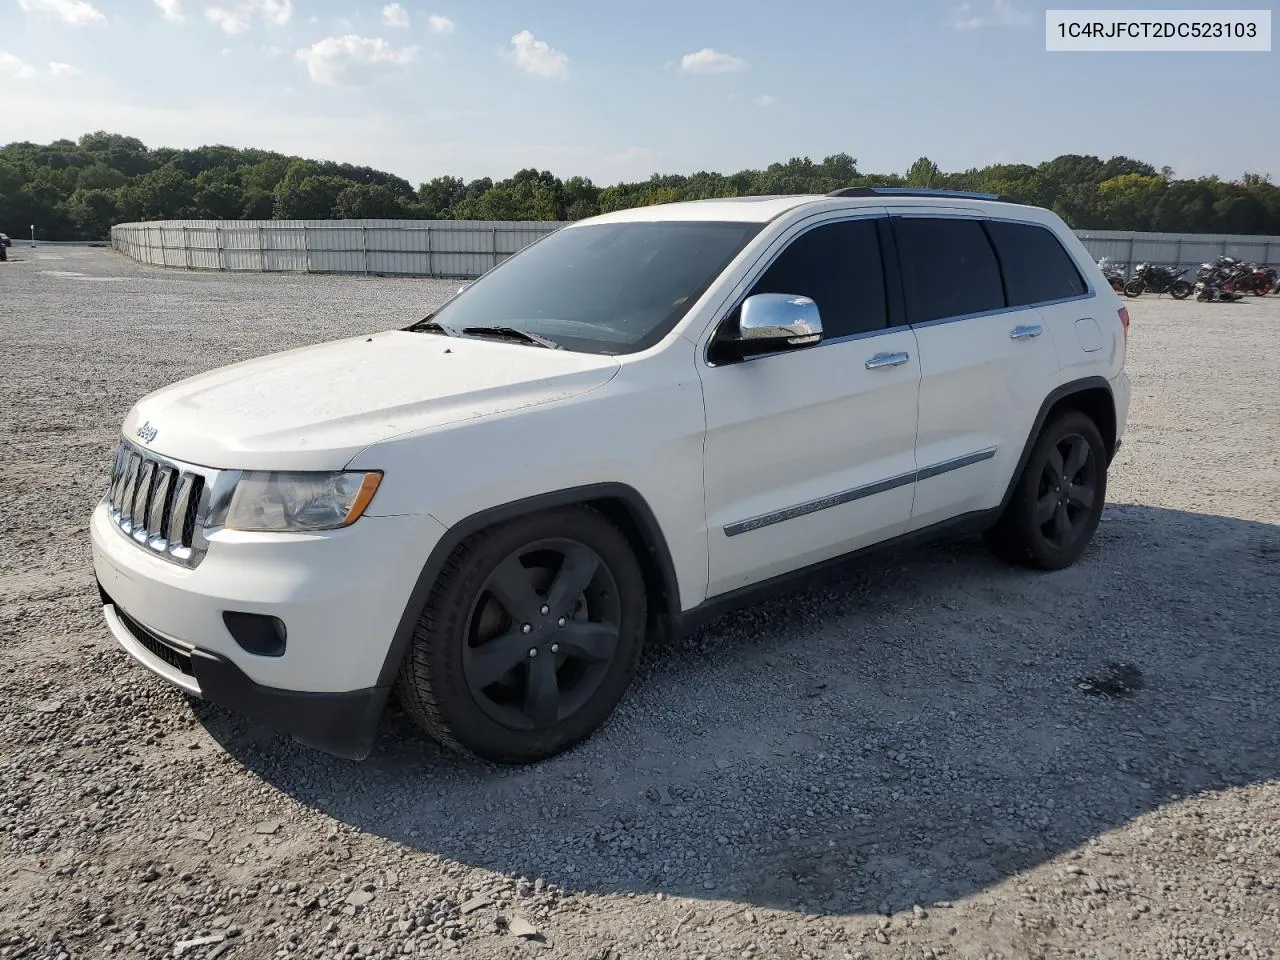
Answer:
[892,217,1005,324]
[985,220,1088,306]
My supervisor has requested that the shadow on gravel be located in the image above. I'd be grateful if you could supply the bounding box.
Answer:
[200,503,1280,914]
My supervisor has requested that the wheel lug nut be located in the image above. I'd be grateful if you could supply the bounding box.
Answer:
[540,604,549,615]
[557,616,566,627]
[521,623,532,634]
[551,644,559,654]
[528,647,538,658]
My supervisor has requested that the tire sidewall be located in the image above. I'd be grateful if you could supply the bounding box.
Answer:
[413,508,646,762]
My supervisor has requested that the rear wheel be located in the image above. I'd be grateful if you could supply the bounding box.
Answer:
[1170,280,1193,300]
[396,507,646,763]
[1122,279,1145,298]
[984,411,1107,570]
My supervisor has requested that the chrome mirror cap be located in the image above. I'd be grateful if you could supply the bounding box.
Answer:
[738,293,823,347]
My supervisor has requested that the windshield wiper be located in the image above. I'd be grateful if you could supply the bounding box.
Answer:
[461,326,561,350]
[404,315,456,335]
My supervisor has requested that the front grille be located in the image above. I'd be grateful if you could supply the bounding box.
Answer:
[116,609,195,677]
[104,439,217,567]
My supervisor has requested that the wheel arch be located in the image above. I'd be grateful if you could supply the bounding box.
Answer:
[375,482,682,688]
[1000,376,1117,511]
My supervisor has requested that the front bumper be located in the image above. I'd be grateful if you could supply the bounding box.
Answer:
[91,499,448,758]
[99,593,387,758]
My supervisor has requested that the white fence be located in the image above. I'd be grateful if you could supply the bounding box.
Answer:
[111,219,1280,280]
[110,219,561,278]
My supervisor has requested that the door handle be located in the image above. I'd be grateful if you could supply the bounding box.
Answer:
[1009,324,1043,340]
[865,351,910,370]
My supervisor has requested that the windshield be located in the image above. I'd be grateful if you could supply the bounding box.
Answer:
[428,220,762,355]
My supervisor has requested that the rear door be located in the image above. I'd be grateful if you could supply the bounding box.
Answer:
[698,214,921,597]
[889,211,1062,531]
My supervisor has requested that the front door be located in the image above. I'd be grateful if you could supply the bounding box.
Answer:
[698,214,922,598]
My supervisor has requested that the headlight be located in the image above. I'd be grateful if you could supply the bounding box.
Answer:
[223,471,382,532]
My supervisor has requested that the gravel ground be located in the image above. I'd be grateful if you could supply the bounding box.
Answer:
[2,247,1278,960]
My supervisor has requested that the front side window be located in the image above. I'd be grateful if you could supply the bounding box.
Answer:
[893,217,1005,324]
[428,221,762,355]
[985,220,1089,306]
[746,219,889,339]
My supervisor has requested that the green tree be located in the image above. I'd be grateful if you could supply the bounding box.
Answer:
[333,183,407,219]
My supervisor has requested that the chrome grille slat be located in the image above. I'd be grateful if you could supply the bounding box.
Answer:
[146,468,176,550]
[131,461,157,542]
[102,439,222,569]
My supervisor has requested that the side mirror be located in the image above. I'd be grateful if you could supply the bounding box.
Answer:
[737,293,822,347]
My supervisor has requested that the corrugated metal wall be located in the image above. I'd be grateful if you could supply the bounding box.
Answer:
[111,220,1280,280]
[110,220,563,278]
[1074,230,1280,278]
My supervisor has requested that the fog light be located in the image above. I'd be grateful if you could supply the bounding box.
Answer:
[222,612,287,657]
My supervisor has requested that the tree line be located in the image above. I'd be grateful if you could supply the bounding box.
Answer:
[2,132,1278,241]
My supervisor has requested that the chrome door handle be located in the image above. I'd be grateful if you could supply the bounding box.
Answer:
[865,351,910,370]
[1009,324,1043,340]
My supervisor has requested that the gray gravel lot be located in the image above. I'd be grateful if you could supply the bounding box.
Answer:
[1,247,1278,960]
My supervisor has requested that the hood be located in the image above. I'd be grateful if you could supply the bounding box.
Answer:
[123,331,620,471]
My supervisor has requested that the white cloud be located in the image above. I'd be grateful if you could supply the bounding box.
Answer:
[0,51,37,79]
[381,2,408,28]
[427,14,454,34]
[153,0,183,21]
[954,0,1032,29]
[295,34,416,85]
[754,93,777,107]
[680,48,745,74]
[16,0,107,27]
[510,30,568,79]
[47,61,82,76]
[204,0,292,35]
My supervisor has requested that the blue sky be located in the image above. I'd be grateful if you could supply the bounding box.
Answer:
[1,0,1275,186]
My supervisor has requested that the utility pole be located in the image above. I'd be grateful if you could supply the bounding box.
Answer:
[30,224,36,248]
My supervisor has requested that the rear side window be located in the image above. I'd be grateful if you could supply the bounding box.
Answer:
[985,220,1088,305]
[747,218,888,338]
[892,217,1005,324]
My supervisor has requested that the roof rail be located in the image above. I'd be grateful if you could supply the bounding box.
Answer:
[826,186,1024,204]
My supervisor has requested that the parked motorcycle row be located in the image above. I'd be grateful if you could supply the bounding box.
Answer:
[1095,255,1279,303]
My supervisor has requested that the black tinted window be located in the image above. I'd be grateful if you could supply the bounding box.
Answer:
[985,220,1088,305]
[431,221,761,355]
[747,219,888,338]
[893,217,1005,324]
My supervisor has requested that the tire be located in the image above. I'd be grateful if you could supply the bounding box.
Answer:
[1170,280,1193,300]
[395,506,647,763]
[1122,279,1144,298]
[983,410,1108,571]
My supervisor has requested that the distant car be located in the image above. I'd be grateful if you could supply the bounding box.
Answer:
[0,234,9,261]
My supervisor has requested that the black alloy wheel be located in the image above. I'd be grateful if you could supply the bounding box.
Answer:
[461,539,621,731]
[1032,432,1098,550]
[396,506,646,763]
[984,410,1108,570]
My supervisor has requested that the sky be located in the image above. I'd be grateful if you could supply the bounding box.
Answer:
[0,0,1276,187]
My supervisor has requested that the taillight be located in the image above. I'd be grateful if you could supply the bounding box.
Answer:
[1117,306,1129,343]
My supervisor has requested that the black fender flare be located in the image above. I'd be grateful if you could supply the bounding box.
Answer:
[374,482,683,688]
[998,375,1116,511]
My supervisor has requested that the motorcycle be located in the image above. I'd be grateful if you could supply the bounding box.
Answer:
[1210,255,1276,296]
[1123,262,1192,299]
[1194,261,1245,302]
[1096,257,1126,293]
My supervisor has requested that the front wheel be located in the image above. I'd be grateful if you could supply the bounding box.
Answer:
[1122,279,1145,298]
[1170,280,1193,300]
[396,506,647,763]
[984,411,1108,571]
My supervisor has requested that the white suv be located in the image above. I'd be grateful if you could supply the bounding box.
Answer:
[91,188,1131,763]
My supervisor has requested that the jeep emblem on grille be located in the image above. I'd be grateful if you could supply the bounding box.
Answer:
[136,421,158,444]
